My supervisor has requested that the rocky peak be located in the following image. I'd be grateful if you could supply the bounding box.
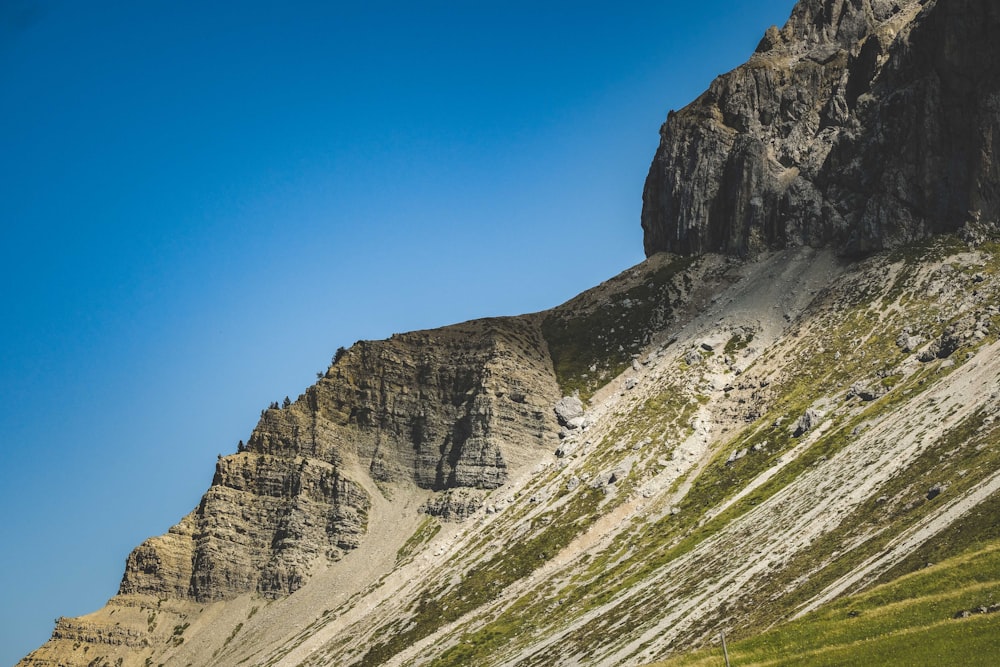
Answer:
[18,2,1000,666]
[642,0,1000,258]
[780,0,912,49]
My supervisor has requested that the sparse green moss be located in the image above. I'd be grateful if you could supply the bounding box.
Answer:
[881,374,902,388]
[395,516,441,565]
[724,330,755,355]
[542,256,696,401]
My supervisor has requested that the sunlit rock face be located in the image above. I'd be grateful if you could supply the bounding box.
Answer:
[117,317,561,602]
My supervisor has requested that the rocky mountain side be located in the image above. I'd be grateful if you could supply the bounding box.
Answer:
[24,234,1000,667]
[118,318,562,604]
[642,0,1000,257]
[20,0,1000,665]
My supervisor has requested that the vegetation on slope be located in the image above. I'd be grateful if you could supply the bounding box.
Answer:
[541,255,697,401]
[391,236,1000,665]
[648,541,1000,667]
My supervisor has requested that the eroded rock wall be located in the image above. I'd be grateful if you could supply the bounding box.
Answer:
[117,316,560,603]
[642,0,1000,257]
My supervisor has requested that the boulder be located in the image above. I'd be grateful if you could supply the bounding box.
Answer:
[791,408,824,437]
[554,396,585,426]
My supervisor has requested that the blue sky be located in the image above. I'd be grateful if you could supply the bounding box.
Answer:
[0,1,795,662]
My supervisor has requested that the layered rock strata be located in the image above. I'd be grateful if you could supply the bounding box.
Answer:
[117,317,561,603]
[20,1,1000,665]
[642,0,1000,257]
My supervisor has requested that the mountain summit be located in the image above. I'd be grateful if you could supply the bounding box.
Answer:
[21,1,1000,665]
[642,0,1000,257]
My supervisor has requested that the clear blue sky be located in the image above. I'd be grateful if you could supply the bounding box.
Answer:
[0,1,795,662]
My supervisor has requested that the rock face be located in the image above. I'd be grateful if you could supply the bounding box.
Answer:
[642,0,1000,257]
[20,2,1000,666]
[119,455,370,601]
[118,317,561,602]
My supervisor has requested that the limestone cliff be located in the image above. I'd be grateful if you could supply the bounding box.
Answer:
[642,0,1000,257]
[116,317,560,604]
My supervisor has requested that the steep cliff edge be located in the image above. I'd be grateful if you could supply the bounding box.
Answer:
[642,0,1000,257]
[115,317,562,605]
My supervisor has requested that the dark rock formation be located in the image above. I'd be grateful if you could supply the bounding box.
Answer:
[421,488,486,521]
[642,0,1000,257]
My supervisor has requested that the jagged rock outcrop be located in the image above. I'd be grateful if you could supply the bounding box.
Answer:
[642,0,1000,257]
[421,488,486,521]
[117,317,561,603]
[120,455,370,602]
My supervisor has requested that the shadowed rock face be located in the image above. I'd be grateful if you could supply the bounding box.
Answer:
[642,0,1000,257]
[117,317,561,602]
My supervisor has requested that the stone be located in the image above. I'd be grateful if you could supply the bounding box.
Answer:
[896,331,923,353]
[927,483,947,500]
[421,489,485,522]
[726,448,749,465]
[791,408,824,437]
[624,377,639,391]
[633,438,652,451]
[917,344,941,363]
[554,396,585,426]
[848,382,883,402]
[684,349,703,366]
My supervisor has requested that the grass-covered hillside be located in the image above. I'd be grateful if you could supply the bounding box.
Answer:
[650,541,1000,667]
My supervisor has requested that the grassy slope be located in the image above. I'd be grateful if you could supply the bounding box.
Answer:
[640,238,1000,666]
[648,541,1000,667]
[454,238,1000,664]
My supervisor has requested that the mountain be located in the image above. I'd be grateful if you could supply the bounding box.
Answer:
[642,0,1000,256]
[20,0,1000,665]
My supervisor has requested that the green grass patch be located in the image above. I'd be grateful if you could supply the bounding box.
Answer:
[648,542,1000,667]
[395,515,441,565]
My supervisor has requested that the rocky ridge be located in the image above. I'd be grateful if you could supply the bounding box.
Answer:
[19,1,1000,665]
[22,235,1000,667]
[642,0,1000,257]
[117,317,561,605]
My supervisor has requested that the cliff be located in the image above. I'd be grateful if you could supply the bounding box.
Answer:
[117,318,561,604]
[642,0,1000,257]
[20,1,1000,665]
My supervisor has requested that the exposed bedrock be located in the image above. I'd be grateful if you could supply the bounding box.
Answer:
[642,0,1000,257]
[118,317,561,602]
